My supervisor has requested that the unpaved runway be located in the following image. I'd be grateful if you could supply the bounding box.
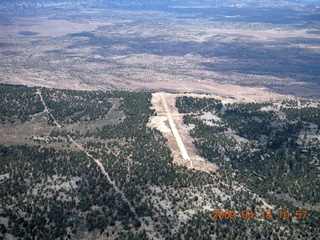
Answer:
[159,93,192,164]
[150,92,218,172]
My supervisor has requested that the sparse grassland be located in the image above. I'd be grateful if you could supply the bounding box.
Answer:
[0,4,319,97]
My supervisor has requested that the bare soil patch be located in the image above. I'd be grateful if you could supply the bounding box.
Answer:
[133,80,293,102]
[1,12,319,98]
[189,27,320,42]
[0,18,108,37]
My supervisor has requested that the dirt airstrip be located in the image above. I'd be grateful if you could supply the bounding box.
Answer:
[148,89,293,174]
[149,92,218,173]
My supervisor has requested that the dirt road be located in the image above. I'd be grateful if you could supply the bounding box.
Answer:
[36,89,137,217]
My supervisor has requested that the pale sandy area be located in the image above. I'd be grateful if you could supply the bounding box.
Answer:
[189,28,320,42]
[132,80,292,102]
[0,19,111,37]
[1,17,318,98]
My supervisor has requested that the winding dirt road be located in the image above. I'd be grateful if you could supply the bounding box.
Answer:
[36,89,137,217]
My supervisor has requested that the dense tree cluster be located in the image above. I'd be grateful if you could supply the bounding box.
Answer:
[283,107,320,126]
[176,96,223,113]
[220,102,278,140]
[42,89,113,124]
[0,85,44,123]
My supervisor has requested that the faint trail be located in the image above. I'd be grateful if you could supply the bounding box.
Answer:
[36,89,137,217]
[159,93,193,167]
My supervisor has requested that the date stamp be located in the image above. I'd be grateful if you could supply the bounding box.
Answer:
[212,209,307,220]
